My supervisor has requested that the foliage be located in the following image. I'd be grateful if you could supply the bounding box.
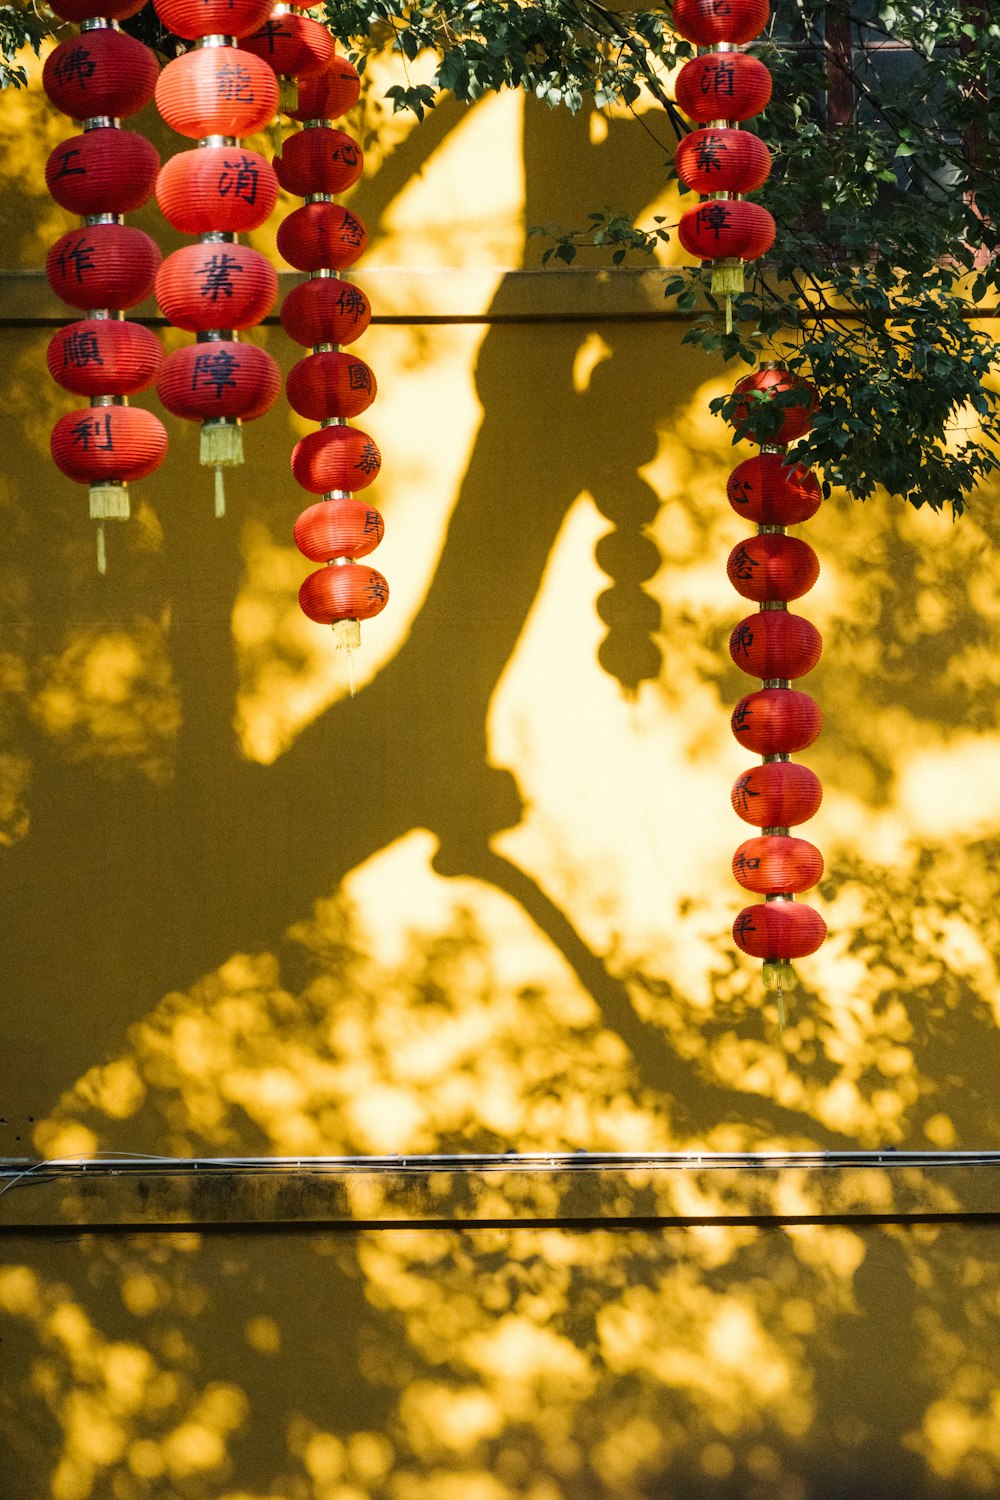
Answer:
[6,0,999,510]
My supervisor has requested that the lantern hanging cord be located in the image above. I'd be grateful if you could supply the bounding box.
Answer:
[96,522,107,576]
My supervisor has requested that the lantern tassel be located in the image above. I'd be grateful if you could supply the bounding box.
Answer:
[96,523,107,577]
[89,483,130,522]
[272,113,284,159]
[712,261,744,335]
[279,76,298,115]
[332,618,361,697]
[214,465,226,518]
[762,960,797,1033]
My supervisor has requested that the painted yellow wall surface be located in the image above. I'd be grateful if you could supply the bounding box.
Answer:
[2,33,1000,1500]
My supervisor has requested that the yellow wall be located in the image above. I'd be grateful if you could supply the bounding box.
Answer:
[2,34,1000,1499]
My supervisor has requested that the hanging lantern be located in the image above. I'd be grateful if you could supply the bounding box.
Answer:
[674,52,772,124]
[280,275,371,346]
[727,453,821,525]
[294,497,384,560]
[729,610,822,680]
[242,11,335,120]
[43,12,167,572]
[156,145,279,234]
[156,242,278,331]
[674,128,771,195]
[299,563,389,626]
[733,901,827,960]
[731,687,822,755]
[152,0,273,39]
[155,46,278,139]
[286,351,377,421]
[672,0,770,46]
[273,127,363,197]
[733,835,824,895]
[48,0,146,18]
[285,54,361,121]
[730,367,817,444]
[277,202,369,271]
[726,533,819,602]
[157,341,280,423]
[291,424,380,494]
[731,760,822,828]
[678,199,775,264]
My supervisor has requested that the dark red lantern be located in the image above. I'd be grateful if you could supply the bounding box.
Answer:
[733,835,824,895]
[286,55,360,120]
[243,14,335,79]
[277,203,368,271]
[153,0,274,40]
[729,610,822,680]
[294,498,384,560]
[156,243,278,331]
[49,0,147,19]
[51,404,168,484]
[47,224,160,312]
[731,687,822,754]
[674,52,772,124]
[731,760,822,828]
[731,366,817,444]
[46,129,160,216]
[273,126,363,196]
[733,900,826,959]
[156,146,279,234]
[673,0,770,46]
[291,425,380,493]
[286,351,377,421]
[157,342,281,422]
[280,276,371,347]
[727,454,821,525]
[299,563,389,624]
[674,129,771,196]
[43,28,159,121]
[47,319,162,396]
[155,47,279,139]
[727,534,819,603]
[678,199,775,264]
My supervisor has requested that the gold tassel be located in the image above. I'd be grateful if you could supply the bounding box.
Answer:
[762,960,798,1034]
[712,260,743,334]
[96,522,107,576]
[214,465,226,518]
[200,420,244,468]
[279,76,298,114]
[333,618,360,697]
[89,483,129,521]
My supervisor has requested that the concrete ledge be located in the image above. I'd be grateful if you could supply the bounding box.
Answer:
[3,1153,1000,1232]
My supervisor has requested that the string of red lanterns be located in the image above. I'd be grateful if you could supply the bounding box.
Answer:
[152,0,280,514]
[43,2,167,573]
[275,57,389,659]
[726,363,827,1019]
[671,0,775,329]
[243,1,334,154]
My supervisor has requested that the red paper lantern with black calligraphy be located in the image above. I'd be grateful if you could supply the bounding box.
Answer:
[49,0,146,19]
[291,424,380,493]
[294,498,384,561]
[51,405,168,484]
[733,835,824,895]
[731,761,822,828]
[673,0,770,46]
[156,244,278,332]
[731,688,822,755]
[286,351,377,421]
[733,901,826,959]
[273,127,363,196]
[674,128,771,196]
[48,320,162,397]
[727,533,819,603]
[157,342,281,423]
[299,563,389,625]
[729,610,822,680]
[153,0,274,39]
[286,55,360,120]
[44,28,158,120]
[156,146,279,235]
[155,47,279,139]
[674,52,772,123]
[46,129,159,216]
[730,366,817,444]
[278,203,368,271]
[678,200,775,264]
[243,14,335,80]
[47,224,161,312]
[727,454,821,526]
[280,276,371,347]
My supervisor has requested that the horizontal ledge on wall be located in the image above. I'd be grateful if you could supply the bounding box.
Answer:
[3,268,996,327]
[3,1152,1000,1232]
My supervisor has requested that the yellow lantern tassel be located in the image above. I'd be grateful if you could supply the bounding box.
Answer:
[762,960,798,1033]
[96,522,107,576]
[332,618,361,697]
[214,465,226,518]
[712,260,744,334]
[201,422,243,516]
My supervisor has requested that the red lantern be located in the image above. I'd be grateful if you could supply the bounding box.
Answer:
[46,129,159,216]
[673,0,770,46]
[51,405,168,484]
[49,0,146,19]
[674,129,771,195]
[280,276,371,347]
[291,425,380,493]
[286,55,360,120]
[156,244,278,332]
[155,47,279,139]
[286,351,377,421]
[727,454,821,525]
[731,688,822,754]
[731,366,817,444]
[277,203,368,271]
[156,146,279,234]
[729,610,822,680]
[733,835,824,895]
[678,200,775,264]
[243,14,335,79]
[157,342,281,422]
[153,0,274,40]
[294,498,384,560]
[43,28,159,121]
[47,224,161,312]
[674,52,772,123]
[733,901,826,959]
[731,760,822,828]
[48,320,162,396]
[299,563,389,624]
[273,127,363,196]
[727,534,819,603]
